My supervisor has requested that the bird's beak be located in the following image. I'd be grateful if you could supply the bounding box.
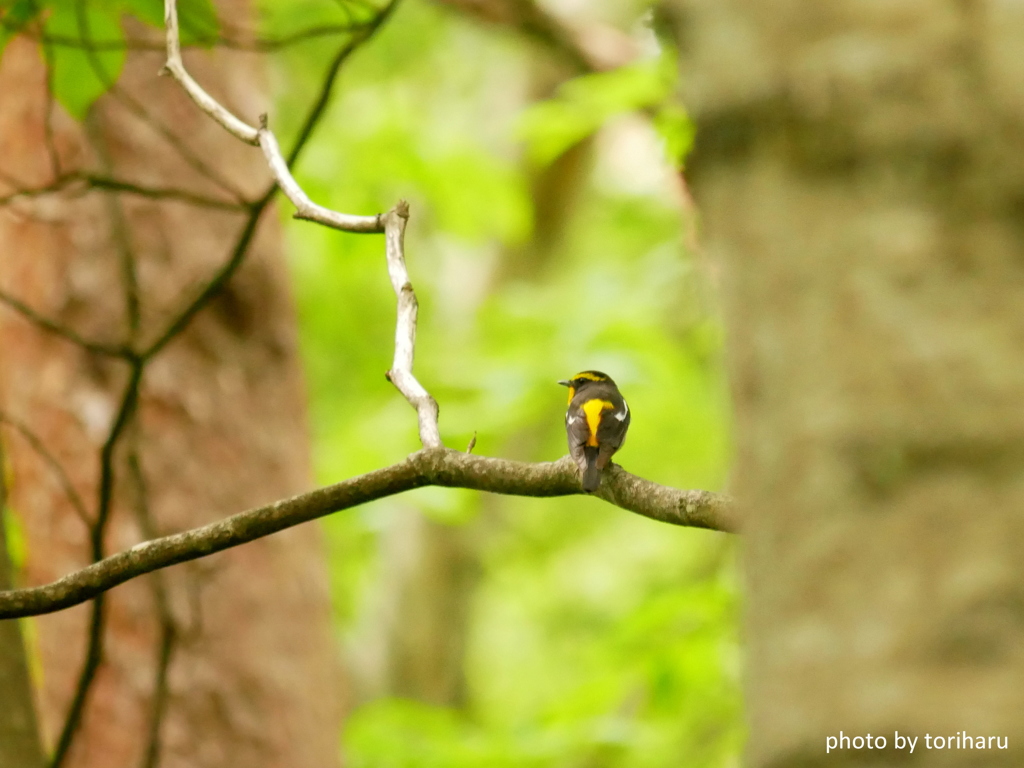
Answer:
[557,380,570,387]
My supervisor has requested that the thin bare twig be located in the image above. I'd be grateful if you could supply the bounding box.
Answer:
[8,21,375,53]
[2,2,404,763]
[141,188,274,359]
[104,83,249,203]
[0,413,91,526]
[49,360,143,768]
[240,22,376,52]
[146,0,397,358]
[0,288,133,358]
[40,39,63,178]
[257,124,380,232]
[381,202,441,447]
[161,0,259,144]
[83,175,247,210]
[94,363,144,551]
[0,173,247,210]
[49,597,104,768]
[128,448,175,768]
[73,3,249,204]
[84,115,141,338]
[164,0,439,445]
[281,1,399,168]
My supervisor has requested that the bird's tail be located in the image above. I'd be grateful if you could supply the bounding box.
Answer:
[581,449,601,493]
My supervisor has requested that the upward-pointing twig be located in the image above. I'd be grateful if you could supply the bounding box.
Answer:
[162,0,439,446]
[382,202,441,448]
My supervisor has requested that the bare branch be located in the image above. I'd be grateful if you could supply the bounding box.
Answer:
[40,39,63,178]
[0,288,134,358]
[0,448,736,620]
[382,202,441,448]
[71,5,250,203]
[49,597,104,768]
[162,0,440,446]
[257,123,381,233]
[83,175,247,210]
[148,1,397,358]
[127,448,175,768]
[0,173,246,211]
[9,23,374,53]
[161,0,259,144]
[50,356,144,768]
[0,413,91,526]
[232,22,377,52]
[83,118,142,339]
[254,0,399,232]
[140,189,274,360]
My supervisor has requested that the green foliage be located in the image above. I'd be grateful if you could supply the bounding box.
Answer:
[264,0,741,764]
[0,0,218,119]
[518,51,692,168]
[1,502,26,574]
[652,101,695,167]
[0,0,740,758]
[44,0,126,119]
[0,497,44,690]
[0,0,39,52]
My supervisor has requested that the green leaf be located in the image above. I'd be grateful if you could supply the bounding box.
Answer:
[1,505,26,574]
[0,0,42,59]
[176,0,218,44]
[653,101,695,167]
[44,0,126,120]
[517,53,680,167]
[120,0,218,43]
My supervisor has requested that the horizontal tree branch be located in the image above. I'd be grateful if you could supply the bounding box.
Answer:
[0,449,735,619]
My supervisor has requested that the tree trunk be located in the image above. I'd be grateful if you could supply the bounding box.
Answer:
[0,16,342,768]
[674,1,1024,765]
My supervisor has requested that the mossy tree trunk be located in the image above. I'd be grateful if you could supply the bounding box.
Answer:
[673,1,1024,765]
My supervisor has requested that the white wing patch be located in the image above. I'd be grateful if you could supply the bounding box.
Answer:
[567,414,578,425]
[614,401,629,422]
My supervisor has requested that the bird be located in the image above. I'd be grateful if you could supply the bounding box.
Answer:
[559,370,630,493]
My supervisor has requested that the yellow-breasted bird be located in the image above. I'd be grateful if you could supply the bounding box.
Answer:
[559,371,630,493]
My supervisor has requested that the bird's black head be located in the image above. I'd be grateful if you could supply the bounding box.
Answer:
[557,371,615,401]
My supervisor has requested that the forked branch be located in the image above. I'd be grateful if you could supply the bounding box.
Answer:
[0,0,736,622]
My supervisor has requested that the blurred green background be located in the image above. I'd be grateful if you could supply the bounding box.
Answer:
[271,0,741,764]
[0,0,742,759]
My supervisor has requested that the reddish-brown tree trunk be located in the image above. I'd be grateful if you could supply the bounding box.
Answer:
[0,17,342,768]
